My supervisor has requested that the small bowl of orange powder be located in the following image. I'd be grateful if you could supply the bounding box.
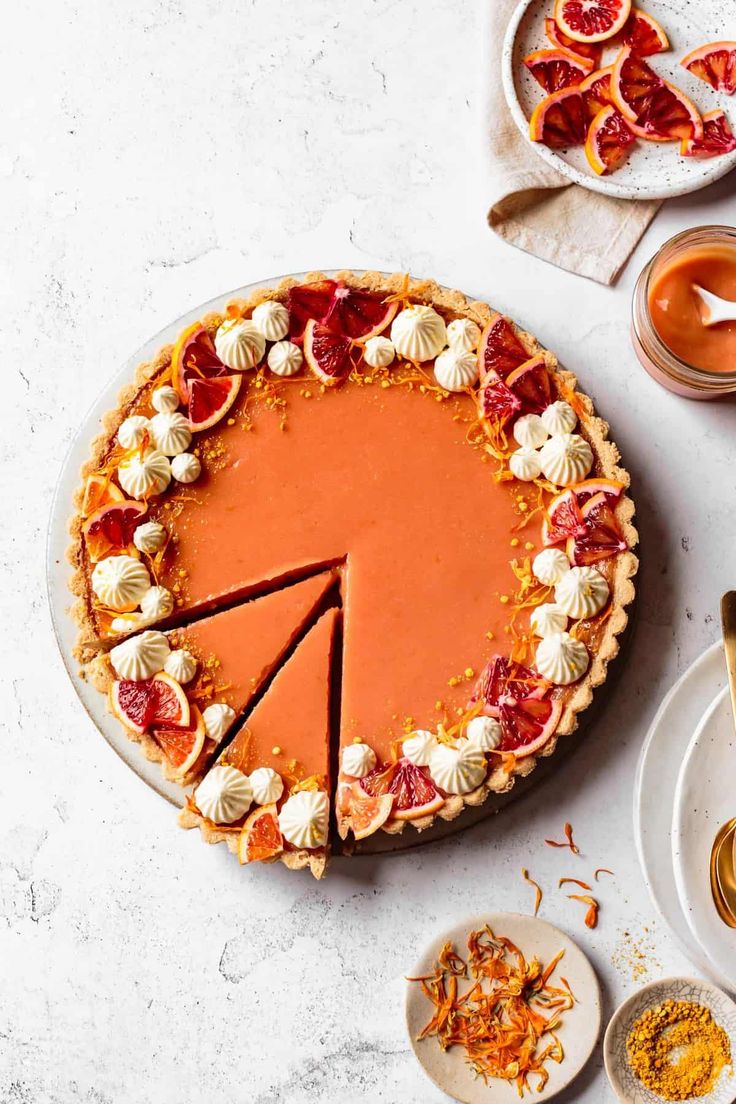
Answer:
[632,225,736,399]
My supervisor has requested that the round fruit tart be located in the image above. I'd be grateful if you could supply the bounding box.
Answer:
[67,271,637,877]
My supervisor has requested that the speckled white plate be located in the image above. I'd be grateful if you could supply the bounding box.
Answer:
[604,975,736,1104]
[673,686,736,991]
[633,639,729,987]
[502,0,736,200]
[406,913,600,1103]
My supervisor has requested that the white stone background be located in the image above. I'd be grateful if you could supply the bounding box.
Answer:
[2,0,735,1101]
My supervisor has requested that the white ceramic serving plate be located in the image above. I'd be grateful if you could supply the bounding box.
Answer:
[673,686,736,991]
[406,912,600,1104]
[604,975,736,1104]
[634,639,728,984]
[502,0,736,200]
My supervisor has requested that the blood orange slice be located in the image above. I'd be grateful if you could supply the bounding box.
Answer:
[544,16,602,65]
[554,0,631,44]
[171,323,230,401]
[303,319,353,386]
[505,356,552,415]
[82,499,147,562]
[187,374,242,431]
[238,803,283,864]
[585,105,636,175]
[524,48,594,92]
[571,477,625,502]
[681,41,736,95]
[110,672,190,734]
[478,375,522,423]
[612,48,702,141]
[152,704,206,776]
[496,695,563,757]
[359,758,444,820]
[81,473,124,516]
[471,655,549,707]
[681,109,736,158]
[542,488,587,546]
[341,783,395,840]
[580,66,614,122]
[623,8,669,57]
[478,315,530,381]
[287,279,397,342]
[529,87,587,148]
[567,490,627,564]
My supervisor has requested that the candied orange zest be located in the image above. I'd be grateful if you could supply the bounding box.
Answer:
[409,924,573,1096]
[567,894,599,929]
[522,868,543,916]
[544,822,579,854]
[594,867,614,881]
[558,877,592,891]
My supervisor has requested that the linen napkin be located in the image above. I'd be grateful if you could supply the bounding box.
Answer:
[483,0,661,284]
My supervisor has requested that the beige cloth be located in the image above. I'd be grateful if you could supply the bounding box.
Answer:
[485,1,661,284]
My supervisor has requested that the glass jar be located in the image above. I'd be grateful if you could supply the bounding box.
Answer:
[631,225,736,399]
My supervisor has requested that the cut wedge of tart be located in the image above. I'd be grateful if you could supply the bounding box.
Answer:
[90,571,337,784]
[180,608,339,878]
[68,271,637,865]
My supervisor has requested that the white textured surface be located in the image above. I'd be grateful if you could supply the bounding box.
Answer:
[3,1,736,1101]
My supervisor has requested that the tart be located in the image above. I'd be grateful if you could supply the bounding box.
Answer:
[67,270,637,877]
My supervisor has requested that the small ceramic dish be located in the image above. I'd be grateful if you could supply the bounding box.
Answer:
[405,912,601,1104]
[604,976,736,1104]
[501,0,736,200]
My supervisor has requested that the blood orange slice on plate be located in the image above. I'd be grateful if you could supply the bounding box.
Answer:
[524,48,594,92]
[681,41,736,95]
[580,66,614,122]
[612,48,702,141]
[623,8,669,57]
[570,477,625,503]
[585,105,637,175]
[82,499,147,562]
[478,376,522,423]
[681,110,736,158]
[553,0,631,44]
[529,87,587,148]
[542,488,587,546]
[152,704,206,776]
[544,16,602,65]
[359,758,444,820]
[287,279,397,342]
[471,655,549,706]
[187,374,242,432]
[238,803,283,864]
[478,315,530,380]
[110,672,190,735]
[567,490,627,564]
[303,319,353,386]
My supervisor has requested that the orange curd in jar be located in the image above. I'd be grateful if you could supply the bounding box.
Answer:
[632,226,736,398]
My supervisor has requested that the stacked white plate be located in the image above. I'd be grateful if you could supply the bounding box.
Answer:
[635,640,736,991]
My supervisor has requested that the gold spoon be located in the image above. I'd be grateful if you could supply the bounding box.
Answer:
[711,818,736,928]
[709,593,736,926]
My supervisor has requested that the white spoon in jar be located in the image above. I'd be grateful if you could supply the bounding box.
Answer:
[693,284,736,326]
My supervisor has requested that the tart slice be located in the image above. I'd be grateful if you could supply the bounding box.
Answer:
[180,607,339,878]
[91,571,337,784]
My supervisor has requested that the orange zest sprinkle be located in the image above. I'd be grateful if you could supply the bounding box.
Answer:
[567,894,599,929]
[408,924,572,1096]
[594,868,614,881]
[544,822,580,854]
[522,868,543,916]
[558,877,592,891]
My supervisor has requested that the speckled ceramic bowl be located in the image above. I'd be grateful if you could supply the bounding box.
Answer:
[502,0,736,200]
[604,976,736,1104]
